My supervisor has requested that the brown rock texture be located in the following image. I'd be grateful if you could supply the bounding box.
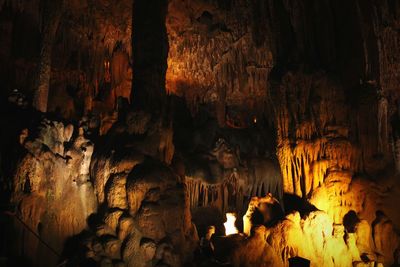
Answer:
[11,120,97,267]
[167,0,272,118]
[87,152,198,267]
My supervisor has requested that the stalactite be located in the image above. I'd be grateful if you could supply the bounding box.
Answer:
[272,71,369,203]
[185,160,283,216]
[186,177,231,212]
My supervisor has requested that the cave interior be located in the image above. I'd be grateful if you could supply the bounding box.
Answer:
[1,0,400,267]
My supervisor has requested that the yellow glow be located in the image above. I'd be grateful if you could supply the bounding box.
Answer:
[224,213,239,235]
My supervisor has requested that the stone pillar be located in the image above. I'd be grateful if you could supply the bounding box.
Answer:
[33,0,64,113]
[131,0,169,113]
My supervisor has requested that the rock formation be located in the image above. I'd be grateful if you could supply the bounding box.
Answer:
[79,126,198,266]
[11,120,97,266]
[1,0,400,266]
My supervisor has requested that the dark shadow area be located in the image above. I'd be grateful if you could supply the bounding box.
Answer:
[61,230,96,267]
[289,256,310,267]
[343,210,360,233]
[192,207,225,238]
[283,193,318,217]
[86,212,105,230]
[211,234,244,266]
[259,201,285,227]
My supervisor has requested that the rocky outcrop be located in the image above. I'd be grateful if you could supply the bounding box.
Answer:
[11,119,97,267]
[86,151,198,267]
[228,208,399,267]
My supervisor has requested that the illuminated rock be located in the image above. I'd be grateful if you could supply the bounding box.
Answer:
[220,195,400,266]
[229,209,358,266]
[11,119,97,266]
[91,146,145,204]
[354,220,376,262]
[230,226,282,267]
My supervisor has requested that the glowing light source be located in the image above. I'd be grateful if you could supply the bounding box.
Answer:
[224,213,239,235]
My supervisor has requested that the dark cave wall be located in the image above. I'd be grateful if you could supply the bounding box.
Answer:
[0,0,133,119]
[166,0,400,100]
